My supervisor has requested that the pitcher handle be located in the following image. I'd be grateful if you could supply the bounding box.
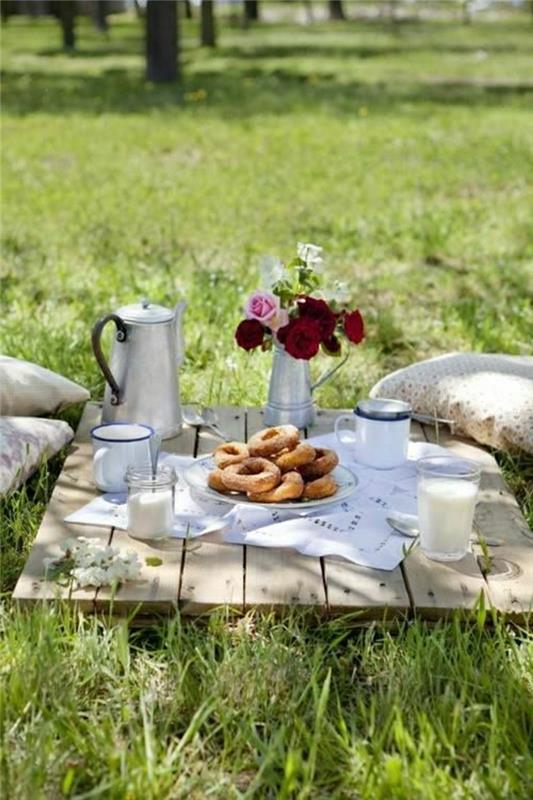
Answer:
[91,314,127,406]
[311,351,349,393]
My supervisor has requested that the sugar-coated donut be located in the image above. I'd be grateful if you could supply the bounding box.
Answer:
[214,441,249,469]
[248,425,300,458]
[221,457,281,494]
[208,469,232,493]
[302,474,338,500]
[299,448,339,480]
[247,471,304,503]
[274,443,316,473]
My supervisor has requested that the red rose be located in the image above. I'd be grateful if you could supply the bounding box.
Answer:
[297,296,336,341]
[235,319,265,351]
[344,310,364,344]
[282,317,322,360]
[322,335,341,355]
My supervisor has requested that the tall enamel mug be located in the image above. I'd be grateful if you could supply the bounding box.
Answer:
[335,399,411,470]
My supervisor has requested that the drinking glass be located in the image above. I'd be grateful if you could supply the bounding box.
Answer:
[417,456,481,561]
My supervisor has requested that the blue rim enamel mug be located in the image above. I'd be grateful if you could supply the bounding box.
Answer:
[334,399,412,470]
[91,422,155,493]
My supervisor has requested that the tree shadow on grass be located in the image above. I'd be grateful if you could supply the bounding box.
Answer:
[1,64,532,118]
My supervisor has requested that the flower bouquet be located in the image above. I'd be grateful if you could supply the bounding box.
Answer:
[234,243,365,426]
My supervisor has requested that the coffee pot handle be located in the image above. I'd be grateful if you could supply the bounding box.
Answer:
[311,351,349,393]
[91,314,127,406]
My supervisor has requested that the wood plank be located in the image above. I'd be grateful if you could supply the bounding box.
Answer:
[400,421,490,618]
[94,532,183,616]
[310,408,411,618]
[179,406,246,615]
[245,546,326,610]
[401,550,489,619]
[324,557,411,619]
[245,407,327,612]
[421,424,533,620]
[13,402,108,610]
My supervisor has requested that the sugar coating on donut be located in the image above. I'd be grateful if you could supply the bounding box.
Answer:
[299,448,339,480]
[247,471,304,503]
[214,441,249,469]
[274,443,316,473]
[208,469,232,494]
[221,457,281,493]
[248,425,300,457]
[302,474,338,500]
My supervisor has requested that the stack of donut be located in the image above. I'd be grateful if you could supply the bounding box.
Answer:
[208,425,339,503]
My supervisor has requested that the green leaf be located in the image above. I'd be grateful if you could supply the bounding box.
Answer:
[145,557,163,567]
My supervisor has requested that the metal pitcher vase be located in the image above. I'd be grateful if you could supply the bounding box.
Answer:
[264,344,348,429]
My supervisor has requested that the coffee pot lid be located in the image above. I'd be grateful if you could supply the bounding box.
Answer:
[117,299,174,324]
[356,398,411,421]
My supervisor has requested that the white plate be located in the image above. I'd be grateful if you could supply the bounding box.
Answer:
[183,456,358,511]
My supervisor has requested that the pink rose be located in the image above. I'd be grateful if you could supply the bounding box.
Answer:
[245,291,279,325]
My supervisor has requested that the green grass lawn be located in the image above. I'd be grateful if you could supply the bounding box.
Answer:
[1,10,532,798]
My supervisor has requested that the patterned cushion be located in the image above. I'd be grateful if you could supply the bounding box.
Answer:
[0,417,73,495]
[370,353,533,454]
[0,355,89,416]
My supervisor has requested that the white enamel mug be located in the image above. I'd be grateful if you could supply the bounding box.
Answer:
[335,399,411,470]
[91,422,154,493]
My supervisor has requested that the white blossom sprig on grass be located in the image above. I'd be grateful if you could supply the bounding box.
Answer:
[43,537,142,588]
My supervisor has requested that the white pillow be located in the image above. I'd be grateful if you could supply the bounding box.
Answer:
[370,353,533,454]
[0,417,74,495]
[0,355,90,416]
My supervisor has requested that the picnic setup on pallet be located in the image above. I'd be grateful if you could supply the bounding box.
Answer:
[10,244,533,622]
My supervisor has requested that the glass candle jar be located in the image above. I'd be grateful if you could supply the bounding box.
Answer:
[125,465,177,540]
[417,456,481,562]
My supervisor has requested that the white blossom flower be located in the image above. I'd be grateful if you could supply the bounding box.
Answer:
[297,242,324,270]
[323,281,350,305]
[55,537,142,588]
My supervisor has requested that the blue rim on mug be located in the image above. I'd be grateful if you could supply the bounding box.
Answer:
[355,398,411,422]
[90,422,154,443]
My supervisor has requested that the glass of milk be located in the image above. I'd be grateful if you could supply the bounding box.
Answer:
[125,465,177,540]
[417,456,481,561]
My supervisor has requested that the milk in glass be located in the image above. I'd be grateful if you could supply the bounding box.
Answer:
[416,456,481,561]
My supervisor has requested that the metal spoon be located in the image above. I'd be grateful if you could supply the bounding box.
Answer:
[386,512,503,546]
[149,433,161,478]
[182,406,230,441]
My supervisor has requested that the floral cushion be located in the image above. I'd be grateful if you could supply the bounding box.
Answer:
[0,417,74,495]
[0,355,89,416]
[370,353,533,454]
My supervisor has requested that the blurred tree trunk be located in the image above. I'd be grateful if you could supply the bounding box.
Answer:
[56,0,76,51]
[462,2,472,24]
[200,0,216,47]
[328,1,345,21]
[92,0,109,33]
[184,0,193,19]
[1,1,15,23]
[244,1,259,22]
[146,0,178,82]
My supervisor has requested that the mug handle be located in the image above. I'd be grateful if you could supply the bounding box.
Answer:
[93,446,111,490]
[334,413,357,446]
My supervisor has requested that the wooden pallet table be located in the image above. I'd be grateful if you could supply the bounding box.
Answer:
[12,403,533,622]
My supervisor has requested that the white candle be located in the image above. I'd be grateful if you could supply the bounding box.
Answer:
[418,478,478,560]
[127,490,174,539]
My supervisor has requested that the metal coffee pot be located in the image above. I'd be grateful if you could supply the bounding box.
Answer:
[91,299,186,439]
